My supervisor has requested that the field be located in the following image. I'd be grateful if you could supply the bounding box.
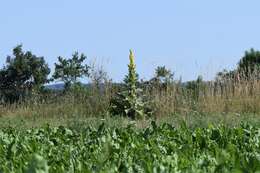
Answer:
[0,69,259,173]
[1,121,260,172]
[0,46,259,172]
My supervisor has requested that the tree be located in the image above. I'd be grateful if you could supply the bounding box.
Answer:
[238,48,260,78]
[0,45,50,103]
[215,49,260,82]
[155,66,174,83]
[52,52,90,90]
[216,69,238,82]
[148,66,174,90]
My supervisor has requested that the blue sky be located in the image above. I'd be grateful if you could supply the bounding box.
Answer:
[1,0,260,82]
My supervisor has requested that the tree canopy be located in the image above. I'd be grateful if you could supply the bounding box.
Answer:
[238,48,260,78]
[216,48,260,81]
[0,45,50,102]
[52,52,90,90]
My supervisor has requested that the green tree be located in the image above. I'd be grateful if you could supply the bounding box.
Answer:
[238,48,260,78]
[155,66,174,82]
[52,52,90,90]
[0,45,50,103]
[216,69,237,82]
[149,66,174,90]
[215,49,260,82]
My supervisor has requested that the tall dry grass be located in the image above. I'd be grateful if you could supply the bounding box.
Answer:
[148,69,260,118]
[0,68,259,121]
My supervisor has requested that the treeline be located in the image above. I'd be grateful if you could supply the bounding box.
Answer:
[0,45,259,118]
[0,45,92,103]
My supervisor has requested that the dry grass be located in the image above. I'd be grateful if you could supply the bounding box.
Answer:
[147,71,260,118]
[0,69,259,127]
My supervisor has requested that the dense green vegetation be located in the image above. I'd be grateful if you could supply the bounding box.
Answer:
[0,45,259,172]
[0,45,259,119]
[0,45,50,103]
[0,45,259,115]
[2,122,260,172]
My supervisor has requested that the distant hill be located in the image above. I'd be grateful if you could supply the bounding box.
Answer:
[44,83,95,90]
[44,83,65,90]
[44,81,194,91]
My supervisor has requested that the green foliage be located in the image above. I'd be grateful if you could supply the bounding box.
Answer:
[26,154,49,173]
[52,52,90,90]
[238,48,260,78]
[216,48,260,81]
[110,50,151,119]
[155,66,174,83]
[216,69,237,82]
[67,82,90,99]
[110,89,150,119]
[149,66,174,90]
[1,123,260,172]
[0,45,50,103]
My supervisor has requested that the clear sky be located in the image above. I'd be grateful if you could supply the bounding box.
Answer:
[1,0,260,82]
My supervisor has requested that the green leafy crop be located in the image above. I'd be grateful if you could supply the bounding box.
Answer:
[1,123,260,172]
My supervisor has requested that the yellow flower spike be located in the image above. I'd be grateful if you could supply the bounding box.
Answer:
[129,49,135,68]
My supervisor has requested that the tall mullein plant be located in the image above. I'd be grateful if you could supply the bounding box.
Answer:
[110,50,151,119]
[127,50,137,100]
